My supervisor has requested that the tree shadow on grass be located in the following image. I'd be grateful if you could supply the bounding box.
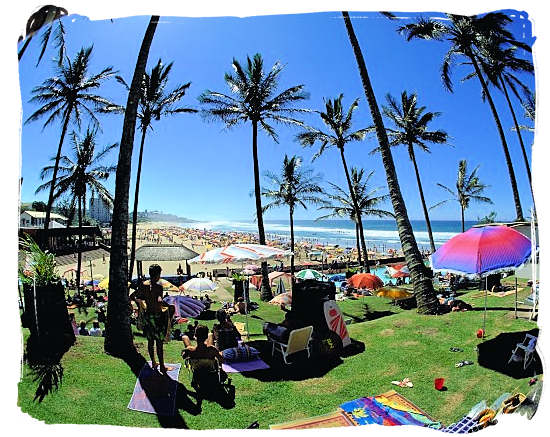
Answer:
[477,328,543,379]
[238,338,365,382]
[116,349,202,429]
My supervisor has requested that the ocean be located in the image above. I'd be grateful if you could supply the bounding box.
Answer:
[180,219,475,252]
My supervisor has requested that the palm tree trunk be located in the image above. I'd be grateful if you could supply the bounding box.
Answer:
[251,120,272,301]
[461,205,465,233]
[409,146,436,253]
[499,74,534,200]
[289,205,295,290]
[339,147,370,273]
[18,35,33,61]
[342,11,438,314]
[467,51,524,221]
[355,221,362,266]
[44,104,73,230]
[105,16,159,357]
[128,128,147,281]
[76,195,83,295]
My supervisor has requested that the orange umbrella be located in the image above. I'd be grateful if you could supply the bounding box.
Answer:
[348,273,384,290]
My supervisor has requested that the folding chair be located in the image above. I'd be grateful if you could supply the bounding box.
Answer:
[270,325,313,364]
[507,334,537,370]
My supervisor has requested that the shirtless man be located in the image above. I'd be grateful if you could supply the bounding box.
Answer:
[134,264,169,373]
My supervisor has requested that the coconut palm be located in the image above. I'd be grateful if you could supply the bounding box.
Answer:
[25,46,117,230]
[105,16,159,357]
[371,91,448,253]
[18,5,68,65]
[469,36,534,193]
[115,59,197,281]
[297,94,372,272]
[317,168,393,265]
[37,127,117,295]
[342,11,439,314]
[199,53,309,301]
[432,160,492,232]
[261,155,324,279]
[517,91,535,133]
[397,12,525,221]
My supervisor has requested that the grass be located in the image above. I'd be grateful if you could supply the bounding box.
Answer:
[18,280,541,429]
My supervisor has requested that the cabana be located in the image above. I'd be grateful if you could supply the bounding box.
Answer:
[135,244,199,280]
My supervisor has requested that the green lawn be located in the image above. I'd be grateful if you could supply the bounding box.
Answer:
[18,279,541,429]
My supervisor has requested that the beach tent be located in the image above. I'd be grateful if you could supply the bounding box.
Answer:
[430,225,531,336]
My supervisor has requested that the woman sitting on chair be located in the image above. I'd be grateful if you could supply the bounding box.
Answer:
[212,309,241,351]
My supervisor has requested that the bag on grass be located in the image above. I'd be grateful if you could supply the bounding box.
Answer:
[222,344,260,362]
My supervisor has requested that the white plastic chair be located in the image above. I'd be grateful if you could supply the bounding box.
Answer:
[507,334,537,370]
[270,325,313,365]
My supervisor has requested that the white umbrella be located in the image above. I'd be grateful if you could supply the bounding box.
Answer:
[181,277,218,293]
[188,243,292,264]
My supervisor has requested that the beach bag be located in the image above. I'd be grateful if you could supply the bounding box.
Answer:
[222,344,260,362]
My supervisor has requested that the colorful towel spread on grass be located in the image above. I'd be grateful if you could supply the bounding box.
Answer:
[270,411,355,429]
[222,358,269,373]
[441,400,487,433]
[127,362,181,416]
[339,390,441,429]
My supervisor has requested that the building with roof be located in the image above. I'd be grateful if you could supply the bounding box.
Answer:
[89,195,112,224]
[20,210,67,228]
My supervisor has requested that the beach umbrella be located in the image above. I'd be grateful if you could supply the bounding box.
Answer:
[348,273,384,290]
[430,225,531,336]
[163,295,205,318]
[329,273,347,282]
[180,277,218,293]
[376,287,413,300]
[244,264,260,271]
[295,269,328,281]
[269,292,292,306]
[84,279,100,286]
[276,278,286,295]
[98,277,109,290]
[242,268,257,276]
[188,244,292,264]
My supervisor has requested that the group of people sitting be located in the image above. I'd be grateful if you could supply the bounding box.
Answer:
[69,313,104,337]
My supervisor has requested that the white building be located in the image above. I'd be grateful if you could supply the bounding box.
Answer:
[20,211,67,228]
[89,195,112,224]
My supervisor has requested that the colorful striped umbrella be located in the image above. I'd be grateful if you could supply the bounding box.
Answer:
[348,273,384,290]
[269,292,292,306]
[295,269,328,281]
[430,226,531,278]
[188,244,292,264]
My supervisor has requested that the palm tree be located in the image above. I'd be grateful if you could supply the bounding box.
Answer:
[105,16,159,358]
[199,53,308,301]
[432,160,492,232]
[297,94,372,272]
[317,168,393,265]
[517,91,535,133]
[18,5,68,65]
[397,12,525,221]
[37,127,117,295]
[116,59,197,281]
[470,36,534,194]
[372,91,448,253]
[342,11,439,314]
[261,155,324,279]
[25,46,117,230]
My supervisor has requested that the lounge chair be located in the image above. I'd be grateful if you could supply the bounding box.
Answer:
[270,325,313,364]
[507,334,537,370]
[184,357,229,397]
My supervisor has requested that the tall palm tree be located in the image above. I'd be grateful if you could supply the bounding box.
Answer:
[199,53,309,301]
[25,46,117,230]
[116,59,197,281]
[261,155,324,279]
[432,160,492,232]
[37,127,117,295]
[342,11,439,314]
[317,168,393,265]
[371,91,448,253]
[18,5,68,65]
[517,91,535,133]
[297,94,372,272]
[397,12,525,221]
[470,37,534,194]
[105,16,159,358]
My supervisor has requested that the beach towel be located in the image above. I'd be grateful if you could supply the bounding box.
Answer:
[127,362,181,416]
[222,358,270,373]
[270,411,355,429]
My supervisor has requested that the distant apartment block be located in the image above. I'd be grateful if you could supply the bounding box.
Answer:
[89,195,112,224]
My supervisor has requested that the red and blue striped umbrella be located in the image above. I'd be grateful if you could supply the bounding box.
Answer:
[430,226,531,278]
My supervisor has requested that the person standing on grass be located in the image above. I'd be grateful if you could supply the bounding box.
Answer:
[134,264,169,374]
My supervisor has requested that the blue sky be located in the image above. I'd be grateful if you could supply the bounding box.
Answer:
[18,10,535,222]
